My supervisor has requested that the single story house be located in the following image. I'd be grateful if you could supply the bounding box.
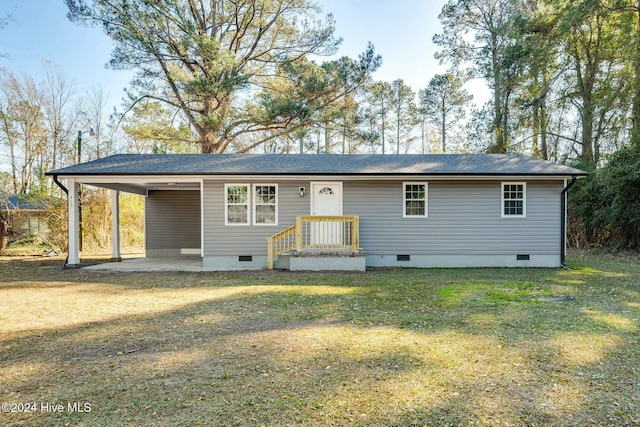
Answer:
[46,153,587,270]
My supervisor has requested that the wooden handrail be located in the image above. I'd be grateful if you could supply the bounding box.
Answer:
[267,215,360,269]
[297,216,359,251]
[267,224,297,269]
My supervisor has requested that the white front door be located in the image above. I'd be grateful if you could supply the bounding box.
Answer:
[311,182,342,215]
[310,182,343,245]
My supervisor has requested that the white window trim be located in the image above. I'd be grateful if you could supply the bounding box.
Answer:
[501,182,527,218]
[253,183,278,226]
[225,183,250,226]
[403,182,428,218]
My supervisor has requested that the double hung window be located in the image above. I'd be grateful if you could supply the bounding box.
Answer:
[225,184,250,225]
[403,182,428,217]
[501,182,526,217]
[225,184,278,225]
[254,184,278,225]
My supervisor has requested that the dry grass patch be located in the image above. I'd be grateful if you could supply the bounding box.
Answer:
[0,254,639,426]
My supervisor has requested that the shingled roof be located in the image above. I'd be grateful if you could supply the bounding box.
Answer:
[1,194,47,211]
[47,153,588,177]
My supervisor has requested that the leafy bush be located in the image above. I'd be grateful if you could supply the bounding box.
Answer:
[569,145,640,250]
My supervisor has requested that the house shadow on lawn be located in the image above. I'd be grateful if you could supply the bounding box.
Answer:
[0,258,638,426]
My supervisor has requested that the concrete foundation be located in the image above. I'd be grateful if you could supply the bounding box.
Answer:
[276,251,366,271]
[365,254,560,268]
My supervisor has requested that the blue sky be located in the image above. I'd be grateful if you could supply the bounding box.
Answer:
[0,0,493,171]
[320,0,449,88]
[0,1,133,109]
[0,0,455,108]
[2,0,496,171]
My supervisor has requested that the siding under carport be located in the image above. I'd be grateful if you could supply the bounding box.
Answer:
[145,190,201,257]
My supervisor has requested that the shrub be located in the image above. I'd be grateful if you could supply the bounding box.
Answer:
[569,146,640,250]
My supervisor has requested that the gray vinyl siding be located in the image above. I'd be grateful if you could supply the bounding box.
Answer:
[344,180,563,255]
[146,190,201,251]
[203,180,309,256]
[202,179,562,258]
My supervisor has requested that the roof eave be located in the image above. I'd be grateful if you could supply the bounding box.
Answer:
[49,171,589,179]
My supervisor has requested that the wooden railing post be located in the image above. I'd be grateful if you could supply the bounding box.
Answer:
[296,216,303,251]
[352,216,359,251]
[267,236,274,269]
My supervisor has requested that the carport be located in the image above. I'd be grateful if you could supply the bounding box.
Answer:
[49,172,202,268]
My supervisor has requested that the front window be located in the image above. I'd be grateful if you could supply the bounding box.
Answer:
[225,184,249,225]
[254,184,278,225]
[403,182,428,217]
[502,182,526,217]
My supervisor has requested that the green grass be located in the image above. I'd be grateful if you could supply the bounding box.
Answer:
[2,238,56,256]
[0,254,639,426]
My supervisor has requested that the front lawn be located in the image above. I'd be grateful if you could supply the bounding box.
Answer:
[0,255,638,426]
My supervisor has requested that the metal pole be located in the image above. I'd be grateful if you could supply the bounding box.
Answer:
[77,131,83,252]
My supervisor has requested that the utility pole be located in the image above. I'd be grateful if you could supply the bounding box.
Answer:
[77,130,83,252]
[76,128,94,252]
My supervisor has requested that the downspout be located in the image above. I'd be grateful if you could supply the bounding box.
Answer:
[52,175,70,267]
[560,176,577,267]
[52,175,68,195]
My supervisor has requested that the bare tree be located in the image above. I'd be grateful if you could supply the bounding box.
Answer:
[0,194,9,255]
[41,61,76,178]
[83,85,110,159]
[0,72,47,193]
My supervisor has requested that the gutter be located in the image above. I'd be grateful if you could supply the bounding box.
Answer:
[560,176,578,267]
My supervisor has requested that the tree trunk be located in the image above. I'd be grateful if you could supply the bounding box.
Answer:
[581,98,595,166]
[540,73,549,160]
[201,131,223,153]
[540,100,548,160]
[441,107,447,153]
[421,119,426,154]
[381,96,386,154]
[632,1,640,147]
[396,111,400,154]
[0,218,8,256]
[324,123,330,153]
[532,100,539,157]
[492,32,506,153]
[501,89,511,153]
[9,139,18,194]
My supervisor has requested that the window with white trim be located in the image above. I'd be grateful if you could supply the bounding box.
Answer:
[403,182,428,217]
[225,184,250,225]
[254,184,278,225]
[501,182,526,217]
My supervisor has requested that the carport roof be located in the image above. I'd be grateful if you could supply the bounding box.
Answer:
[47,153,588,177]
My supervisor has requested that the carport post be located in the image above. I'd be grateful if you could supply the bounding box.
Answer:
[67,178,81,267]
[111,189,122,261]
